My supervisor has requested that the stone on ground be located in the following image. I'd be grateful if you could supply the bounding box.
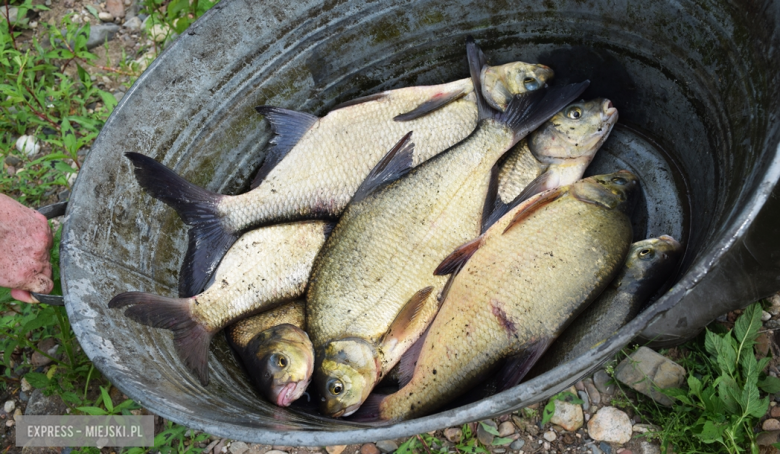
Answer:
[587,406,632,444]
[375,440,398,453]
[359,443,379,454]
[106,0,125,18]
[614,347,686,406]
[229,441,248,454]
[763,419,780,431]
[498,421,515,437]
[477,419,497,445]
[549,399,584,431]
[324,446,345,454]
[594,369,616,394]
[87,23,120,49]
[543,430,556,442]
[444,427,462,442]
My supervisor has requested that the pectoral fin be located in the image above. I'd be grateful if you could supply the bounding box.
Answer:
[394,88,468,121]
[379,286,439,374]
[494,337,554,392]
[252,106,319,189]
[502,187,566,234]
[434,236,483,276]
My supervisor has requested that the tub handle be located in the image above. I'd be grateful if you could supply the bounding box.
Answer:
[28,201,69,306]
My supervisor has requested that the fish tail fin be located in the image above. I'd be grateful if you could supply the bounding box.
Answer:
[500,81,590,141]
[347,393,388,422]
[124,152,238,297]
[109,292,213,385]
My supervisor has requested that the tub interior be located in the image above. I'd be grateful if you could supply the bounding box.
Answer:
[61,0,777,444]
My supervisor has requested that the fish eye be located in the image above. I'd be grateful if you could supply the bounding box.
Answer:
[523,77,539,91]
[611,177,627,185]
[566,106,582,119]
[328,380,344,395]
[638,249,655,259]
[277,355,288,368]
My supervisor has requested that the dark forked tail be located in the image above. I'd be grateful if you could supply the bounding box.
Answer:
[124,153,239,297]
[109,292,213,385]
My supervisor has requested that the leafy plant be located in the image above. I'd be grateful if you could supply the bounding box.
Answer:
[613,302,780,454]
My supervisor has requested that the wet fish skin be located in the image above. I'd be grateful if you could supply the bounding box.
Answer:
[534,236,682,371]
[373,171,639,422]
[125,59,554,298]
[226,301,314,407]
[108,221,332,386]
[307,48,589,418]
[496,98,618,205]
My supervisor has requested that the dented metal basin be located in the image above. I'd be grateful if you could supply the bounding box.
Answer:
[61,0,780,445]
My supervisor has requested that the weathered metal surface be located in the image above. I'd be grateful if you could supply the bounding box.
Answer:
[61,0,780,445]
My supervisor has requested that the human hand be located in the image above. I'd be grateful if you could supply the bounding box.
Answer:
[0,194,54,303]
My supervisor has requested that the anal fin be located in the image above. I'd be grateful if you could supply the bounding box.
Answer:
[495,337,554,392]
[252,106,319,189]
[352,132,414,203]
[394,88,468,122]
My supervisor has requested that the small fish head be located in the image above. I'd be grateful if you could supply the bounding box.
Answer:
[315,338,379,418]
[574,171,640,214]
[480,62,554,111]
[529,98,619,164]
[244,324,314,407]
[624,236,683,282]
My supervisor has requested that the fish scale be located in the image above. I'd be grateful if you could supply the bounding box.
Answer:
[307,120,515,348]
[377,174,636,421]
[220,82,478,230]
[226,300,306,348]
[193,222,329,331]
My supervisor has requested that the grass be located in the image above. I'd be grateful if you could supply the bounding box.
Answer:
[1,0,220,451]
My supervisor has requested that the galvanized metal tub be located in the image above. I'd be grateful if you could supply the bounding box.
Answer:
[61,0,780,445]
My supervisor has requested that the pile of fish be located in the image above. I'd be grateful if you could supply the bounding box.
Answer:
[108,37,682,423]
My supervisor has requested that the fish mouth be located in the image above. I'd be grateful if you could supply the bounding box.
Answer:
[275,380,308,407]
[659,235,682,251]
[340,403,362,418]
[602,99,618,118]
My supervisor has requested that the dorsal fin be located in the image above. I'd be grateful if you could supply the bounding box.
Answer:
[332,92,388,110]
[252,106,319,189]
[466,36,493,122]
[394,88,468,122]
[434,236,483,276]
[502,187,566,234]
[351,132,414,204]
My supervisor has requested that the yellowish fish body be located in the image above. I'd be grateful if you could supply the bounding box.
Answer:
[376,172,639,421]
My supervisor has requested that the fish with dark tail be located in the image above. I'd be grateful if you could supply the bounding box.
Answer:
[109,221,331,386]
[306,37,589,418]
[357,171,639,422]
[226,300,313,407]
[124,57,554,297]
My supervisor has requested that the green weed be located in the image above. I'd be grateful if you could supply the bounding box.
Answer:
[611,302,780,454]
